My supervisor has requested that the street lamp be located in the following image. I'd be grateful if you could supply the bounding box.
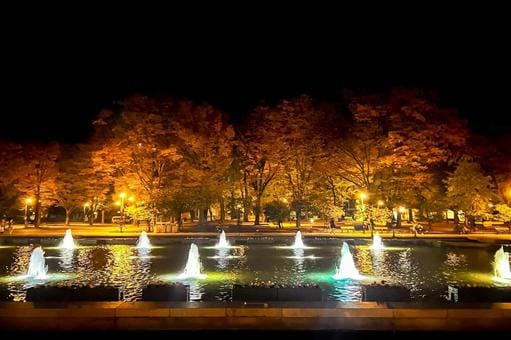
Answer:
[359,192,367,220]
[83,202,90,223]
[24,198,33,228]
[119,192,126,232]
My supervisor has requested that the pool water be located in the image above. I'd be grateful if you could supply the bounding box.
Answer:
[0,240,510,302]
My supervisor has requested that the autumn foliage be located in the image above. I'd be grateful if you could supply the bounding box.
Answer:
[0,89,508,227]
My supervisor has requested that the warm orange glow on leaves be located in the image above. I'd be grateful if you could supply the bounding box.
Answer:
[0,90,508,228]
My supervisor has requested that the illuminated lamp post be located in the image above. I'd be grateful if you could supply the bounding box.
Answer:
[83,202,90,223]
[360,192,367,220]
[119,193,126,232]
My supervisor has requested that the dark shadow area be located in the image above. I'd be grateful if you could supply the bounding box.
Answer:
[2,330,510,339]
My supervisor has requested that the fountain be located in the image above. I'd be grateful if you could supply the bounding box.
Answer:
[370,232,384,250]
[60,229,75,249]
[26,246,48,279]
[136,231,152,249]
[494,246,511,279]
[293,230,305,249]
[332,242,361,280]
[215,230,230,248]
[179,243,207,279]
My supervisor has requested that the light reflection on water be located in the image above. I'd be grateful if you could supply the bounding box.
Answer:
[0,241,509,302]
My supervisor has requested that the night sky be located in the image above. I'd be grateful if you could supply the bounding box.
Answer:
[2,64,510,144]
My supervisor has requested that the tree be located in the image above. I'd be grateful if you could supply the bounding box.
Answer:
[495,204,511,223]
[270,96,332,227]
[164,189,196,228]
[171,100,235,225]
[12,143,59,227]
[263,200,290,229]
[238,104,287,225]
[308,178,350,224]
[55,145,87,225]
[353,205,392,225]
[446,159,496,226]
[92,96,181,227]
[339,89,468,210]
[125,205,153,225]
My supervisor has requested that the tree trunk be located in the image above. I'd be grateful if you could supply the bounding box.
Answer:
[88,209,94,225]
[408,208,413,222]
[243,174,249,222]
[295,206,301,228]
[426,210,432,228]
[190,210,195,222]
[199,209,207,225]
[328,177,337,205]
[101,210,105,224]
[177,211,183,229]
[152,212,157,232]
[254,193,262,225]
[65,209,70,226]
[396,210,402,229]
[208,207,213,222]
[243,207,249,222]
[220,197,225,224]
[34,201,41,228]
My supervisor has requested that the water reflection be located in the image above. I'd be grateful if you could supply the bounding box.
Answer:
[292,248,305,274]
[331,279,362,301]
[442,252,467,283]
[216,247,230,270]
[136,248,152,262]
[5,246,32,301]
[59,249,75,271]
[188,280,205,301]
[0,242,507,302]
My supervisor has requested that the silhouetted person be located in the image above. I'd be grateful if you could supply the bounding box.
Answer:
[329,218,336,229]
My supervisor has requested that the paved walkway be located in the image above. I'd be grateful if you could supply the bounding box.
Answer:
[1,223,511,241]
[1,301,511,332]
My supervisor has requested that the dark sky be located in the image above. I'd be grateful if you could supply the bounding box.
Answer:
[2,64,510,143]
[3,7,511,144]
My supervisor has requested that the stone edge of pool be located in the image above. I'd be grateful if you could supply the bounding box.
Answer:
[0,301,510,331]
[1,234,510,246]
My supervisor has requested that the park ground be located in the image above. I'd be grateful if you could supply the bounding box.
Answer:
[1,220,511,242]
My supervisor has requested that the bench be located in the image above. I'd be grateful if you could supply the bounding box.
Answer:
[339,225,355,233]
[155,222,178,233]
[494,224,510,234]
